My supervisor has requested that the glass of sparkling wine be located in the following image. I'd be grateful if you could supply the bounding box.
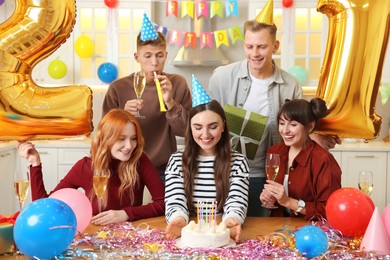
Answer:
[133,70,146,119]
[262,153,280,209]
[14,170,30,211]
[93,172,109,213]
[358,170,373,196]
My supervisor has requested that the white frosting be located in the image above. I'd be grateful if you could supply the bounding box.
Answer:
[180,220,230,248]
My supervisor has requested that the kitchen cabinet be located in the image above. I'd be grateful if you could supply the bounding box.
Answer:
[0,148,16,214]
[331,143,389,213]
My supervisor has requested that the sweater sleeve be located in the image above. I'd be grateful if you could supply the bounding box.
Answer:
[123,154,165,221]
[164,152,189,224]
[102,83,120,116]
[165,74,192,137]
[222,152,250,224]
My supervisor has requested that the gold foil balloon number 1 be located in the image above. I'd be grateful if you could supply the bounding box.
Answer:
[0,0,93,140]
[315,0,390,140]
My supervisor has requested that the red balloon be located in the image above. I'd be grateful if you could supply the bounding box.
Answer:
[282,0,293,8]
[325,188,375,237]
[104,0,118,8]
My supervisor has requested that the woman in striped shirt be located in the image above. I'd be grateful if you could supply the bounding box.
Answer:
[164,100,250,242]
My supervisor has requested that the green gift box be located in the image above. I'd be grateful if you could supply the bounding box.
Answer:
[224,105,268,160]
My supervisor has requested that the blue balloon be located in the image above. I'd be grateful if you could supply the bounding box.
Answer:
[296,225,328,258]
[97,62,118,83]
[13,198,77,259]
[288,66,308,85]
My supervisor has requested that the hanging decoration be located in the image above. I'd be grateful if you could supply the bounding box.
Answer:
[166,0,238,18]
[104,0,118,8]
[48,59,68,79]
[282,0,294,8]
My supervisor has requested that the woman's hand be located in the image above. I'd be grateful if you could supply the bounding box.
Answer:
[91,210,128,225]
[259,187,277,205]
[263,180,289,206]
[224,217,241,243]
[17,141,41,166]
[166,217,186,240]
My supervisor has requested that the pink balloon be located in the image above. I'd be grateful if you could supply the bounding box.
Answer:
[49,188,92,232]
[383,203,390,240]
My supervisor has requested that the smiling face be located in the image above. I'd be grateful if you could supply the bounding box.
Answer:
[243,29,279,79]
[110,122,138,161]
[190,110,225,156]
[278,114,314,149]
[134,45,167,83]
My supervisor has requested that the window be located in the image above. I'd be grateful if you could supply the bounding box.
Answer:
[74,1,152,85]
[248,0,328,92]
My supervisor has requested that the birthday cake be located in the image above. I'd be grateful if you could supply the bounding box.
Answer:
[180,220,230,248]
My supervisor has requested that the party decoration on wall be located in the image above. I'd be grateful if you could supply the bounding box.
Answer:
[288,66,308,85]
[167,0,238,18]
[282,0,293,8]
[104,0,118,8]
[383,203,390,240]
[325,188,375,237]
[380,83,390,105]
[75,35,95,58]
[0,0,93,140]
[255,0,273,25]
[140,13,159,41]
[360,207,390,254]
[295,225,328,258]
[48,59,68,79]
[315,0,390,139]
[98,62,118,84]
[49,188,92,233]
[191,74,212,107]
[13,198,77,259]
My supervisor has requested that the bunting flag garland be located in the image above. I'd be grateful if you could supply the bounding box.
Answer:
[166,0,178,17]
[214,30,229,48]
[184,32,197,48]
[200,32,213,49]
[166,0,238,18]
[229,26,244,44]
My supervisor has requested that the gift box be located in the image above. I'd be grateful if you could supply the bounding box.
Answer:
[0,213,18,254]
[224,105,268,160]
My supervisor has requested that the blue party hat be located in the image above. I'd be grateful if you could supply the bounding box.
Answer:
[192,74,212,107]
[140,13,159,41]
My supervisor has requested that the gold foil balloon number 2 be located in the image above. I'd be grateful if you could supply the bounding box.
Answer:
[315,0,390,140]
[0,0,93,140]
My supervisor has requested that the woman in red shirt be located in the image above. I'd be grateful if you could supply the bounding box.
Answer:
[18,109,165,225]
[259,98,341,219]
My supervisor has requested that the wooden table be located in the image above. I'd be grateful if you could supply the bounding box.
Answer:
[1,217,308,259]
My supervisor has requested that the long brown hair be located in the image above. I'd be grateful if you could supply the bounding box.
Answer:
[182,100,231,213]
[90,109,144,207]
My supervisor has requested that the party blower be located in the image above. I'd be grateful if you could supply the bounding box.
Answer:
[154,71,167,112]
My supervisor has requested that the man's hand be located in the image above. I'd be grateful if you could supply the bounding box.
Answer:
[124,99,144,116]
[310,133,342,150]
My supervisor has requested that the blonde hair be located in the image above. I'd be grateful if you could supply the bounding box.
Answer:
[90,109,144,208]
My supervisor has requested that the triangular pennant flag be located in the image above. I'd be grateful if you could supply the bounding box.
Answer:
[191,74,212,107]
[360,207,390,254]
[255,0,273,25]
[140,13,159,41]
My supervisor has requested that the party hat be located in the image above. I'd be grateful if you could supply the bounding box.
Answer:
[191,74,212,107]
[360,207,390,254]
[255,0,273,25]
[382,203,390,240]
[140,13,159,41]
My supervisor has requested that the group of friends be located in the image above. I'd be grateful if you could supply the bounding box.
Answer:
[17,19,342,243]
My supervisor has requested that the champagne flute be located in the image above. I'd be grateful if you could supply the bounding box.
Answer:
[93,172,109,213]
[133,70,146,119]
[262,153,280,209]
[14,170,30,211]
[358,170,373,196]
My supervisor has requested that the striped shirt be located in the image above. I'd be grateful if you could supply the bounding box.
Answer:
[165,150,250,224]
